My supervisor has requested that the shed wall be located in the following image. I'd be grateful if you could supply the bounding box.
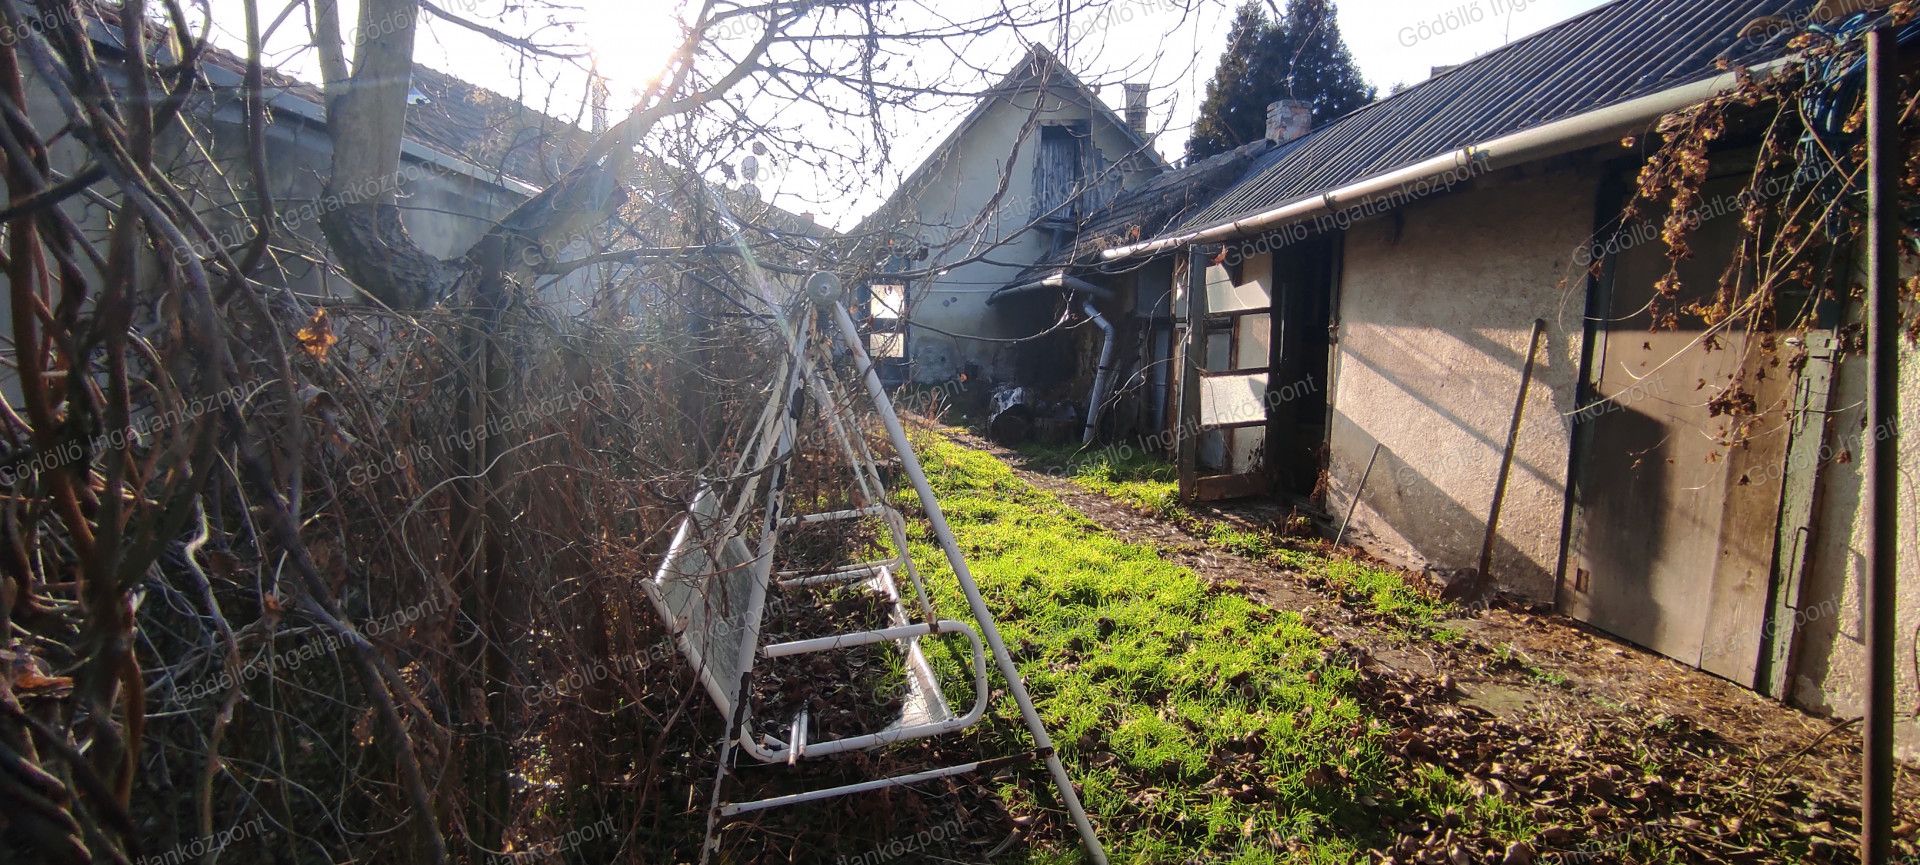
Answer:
[1324,163,1596,601]
[1793,338,1920,759]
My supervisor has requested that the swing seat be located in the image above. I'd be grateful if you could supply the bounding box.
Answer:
[661,278,1104,864]
[648,491,989,765]
[645,486,761,718]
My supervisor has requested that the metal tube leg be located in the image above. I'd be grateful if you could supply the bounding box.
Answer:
[1863,28,1899,865]
[826,300,1109,865]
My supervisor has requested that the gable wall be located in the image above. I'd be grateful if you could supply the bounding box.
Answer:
[883,85,1154,384]
[2,61,597,407]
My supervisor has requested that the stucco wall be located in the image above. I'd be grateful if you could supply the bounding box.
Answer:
[886,86,1152,384]
[1793,337,1920,759]
[1324,163,1597,601]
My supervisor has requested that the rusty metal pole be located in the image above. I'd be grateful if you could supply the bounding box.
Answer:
[1335,443,1382,547]
[1475,318,1548,594]
[1862,26,1898,865]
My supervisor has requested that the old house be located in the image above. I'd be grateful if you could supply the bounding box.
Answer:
[855,46,1166,396]
[1057,0,1916,754]
[6,13,820,334]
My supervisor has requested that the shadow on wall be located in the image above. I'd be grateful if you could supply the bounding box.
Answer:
[1349,321,1568,493]
[1328,416,1551,597]
[1327,323,1573,601]
[1565,403,1671,659]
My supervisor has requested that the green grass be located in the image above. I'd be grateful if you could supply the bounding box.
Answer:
[1401,765,1540,845]
[1312,556,1454,634]
[907,436,1387,862]
[900,435,1550,861]
[1017,442,1181,516]
[1018,444,1453,636]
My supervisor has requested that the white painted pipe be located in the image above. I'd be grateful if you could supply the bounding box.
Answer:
[739,619,990,762]
[721,758,992,817]
[774,558,898,583]
[803,363,936,620]
[702,305,815,863]
[762,620,961,658]
[826,299,1111,865]
[1098,57,1797,261]
[778,505,890,527]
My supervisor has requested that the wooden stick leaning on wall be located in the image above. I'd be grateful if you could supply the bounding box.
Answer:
[1469,318,1548,600]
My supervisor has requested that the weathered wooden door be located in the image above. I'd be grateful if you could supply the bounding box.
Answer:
[1565,176,1791,688]
[1179,251,1276,501]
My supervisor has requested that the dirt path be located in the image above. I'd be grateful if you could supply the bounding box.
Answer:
[953,430,1919,863]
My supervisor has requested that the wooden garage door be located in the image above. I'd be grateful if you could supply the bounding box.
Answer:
[1564,175,1792,688]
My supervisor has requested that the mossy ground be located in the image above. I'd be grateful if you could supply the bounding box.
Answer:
[904,435,1533,863]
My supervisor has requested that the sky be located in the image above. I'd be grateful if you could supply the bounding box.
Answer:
[203,0,1614,226]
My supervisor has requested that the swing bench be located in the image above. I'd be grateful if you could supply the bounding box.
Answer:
[641,274,1107,864]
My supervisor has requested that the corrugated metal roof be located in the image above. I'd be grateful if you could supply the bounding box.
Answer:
[1175,0,1814,234]
[1074,138,1280,247]
[1011,137,1284,283]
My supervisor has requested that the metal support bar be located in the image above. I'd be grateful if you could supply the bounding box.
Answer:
[826,299,1110,865]
[1862,27,1898,865]
[1178,248,1209,502]
[780,505,891,527]
[764,620,965,658]
[739,619,990,762]
[720,749,1043,818]
[702,305,813,863]
[803,352,939,622]
[1336,443,1383,547]
[787,709,808,765]
[775,558,898,585]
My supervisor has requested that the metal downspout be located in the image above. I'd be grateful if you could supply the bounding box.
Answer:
[1081,298,1117,444]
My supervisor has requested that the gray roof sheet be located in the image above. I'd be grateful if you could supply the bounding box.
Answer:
[1176,0,1816,233]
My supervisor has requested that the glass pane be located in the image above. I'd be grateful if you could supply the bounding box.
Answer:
[1200,373,1269,427]
[1205,330,1233,371]
[1206,263,1270,313]
[1236,314,1271,370]
[869,333,905,358]
[1229,427,1264,474]
[1198,429,1228,473]
[870,284,906,319]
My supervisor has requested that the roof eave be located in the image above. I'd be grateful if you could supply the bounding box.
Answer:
[1101,55,1800,262]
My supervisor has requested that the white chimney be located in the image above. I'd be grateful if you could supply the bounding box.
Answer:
[1123,83,1150,135]
[1266,99,1313,144]
[590,72,611,135]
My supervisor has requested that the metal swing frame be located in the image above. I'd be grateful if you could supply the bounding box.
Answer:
[645,274,1107,864]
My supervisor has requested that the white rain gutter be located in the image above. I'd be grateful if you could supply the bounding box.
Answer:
[986,270,1113,305]
[1099,57,1797,261]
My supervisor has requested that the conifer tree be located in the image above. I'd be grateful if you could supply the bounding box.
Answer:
[1187,0,1374,161]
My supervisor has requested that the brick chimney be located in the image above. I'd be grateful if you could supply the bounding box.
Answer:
[1123,83,1150,135]
[1265,99,1313,144]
